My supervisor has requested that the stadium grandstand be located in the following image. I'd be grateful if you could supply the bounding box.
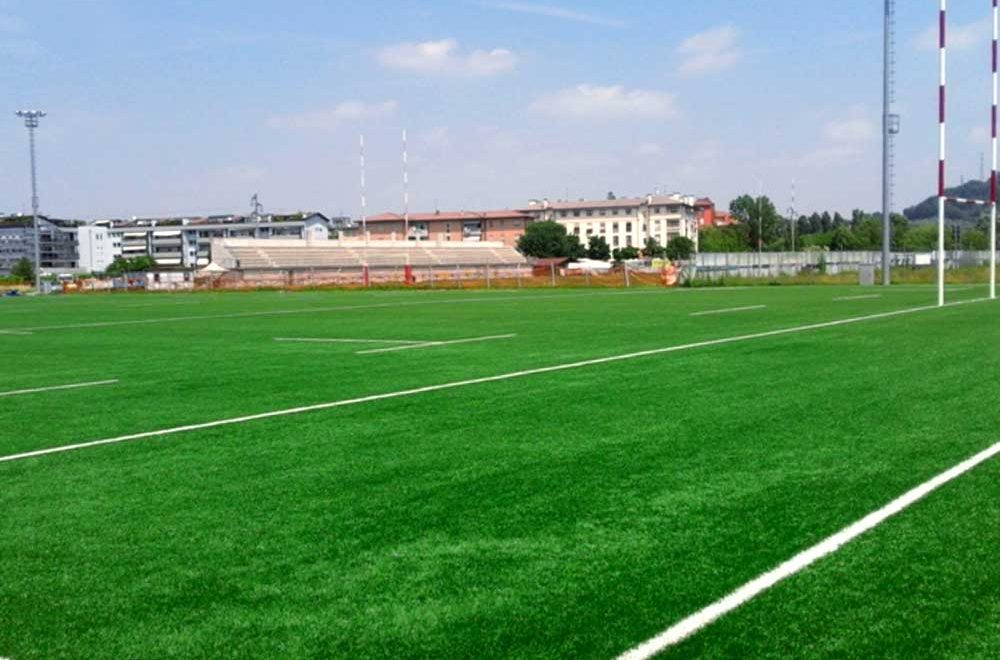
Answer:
[201,238,528,288]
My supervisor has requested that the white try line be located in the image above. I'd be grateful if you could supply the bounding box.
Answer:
[615,438,1000,660]
[689,305,766,317]
[274,337,428,345]
[0,379,118,399]
[356,333,518,355]
[0,298,988,465]
[832,294,882,302]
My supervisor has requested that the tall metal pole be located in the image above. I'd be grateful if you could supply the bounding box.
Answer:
[360,134,367,238]
[402,128,409,241]
[15,110,45,292]
[991,0,998,300]
[938,0,947,307]
[882,0,894,286]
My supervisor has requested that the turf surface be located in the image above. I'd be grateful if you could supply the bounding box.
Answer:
[1,285,998,658]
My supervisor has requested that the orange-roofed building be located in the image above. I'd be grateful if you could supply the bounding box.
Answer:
[362,210,534,247]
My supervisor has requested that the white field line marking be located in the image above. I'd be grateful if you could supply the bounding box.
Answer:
[615,438,1000,660]
[8,289,671,333]
[0,379,118,398]
[0,329,33,335]
[0,286,855,333]
[355,333,518,355]
[832,294,882,302]
[274,337,427,345]
[0,298,988,464]
[689,305,766,317]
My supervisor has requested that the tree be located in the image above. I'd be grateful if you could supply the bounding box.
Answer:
[613,246,640,261]
[565,234,587,260]
[517,221,572,258]
[104,255,159,277]
[642,237,665,258]
[587,235,611,260]
[606,191,617,200]
[665,236,695,260]
[730,194,781,250]
[699,226,748,252]
[828,226,859,251]
[11,257,34,283]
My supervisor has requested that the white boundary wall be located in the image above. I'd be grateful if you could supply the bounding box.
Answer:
[693,250,999,280]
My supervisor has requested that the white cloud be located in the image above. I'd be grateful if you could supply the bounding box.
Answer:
[801,108,877,167]
[477,2,625,28]
[677,25,742,76]
[267,100,397,130]
[636,142,664,157]
[916,17,990,52]
[531,85,677,120]
[377,39,516,76]
[823,117,876,144]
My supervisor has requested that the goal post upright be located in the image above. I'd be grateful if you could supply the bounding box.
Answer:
[939,0,947,308]
[991,0,998,300]
[938,0,999,306]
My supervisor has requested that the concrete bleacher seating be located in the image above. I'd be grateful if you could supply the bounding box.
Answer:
[210,239,526,271]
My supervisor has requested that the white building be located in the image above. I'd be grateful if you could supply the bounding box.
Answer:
[76,224,120,273]
[526,195,700,252]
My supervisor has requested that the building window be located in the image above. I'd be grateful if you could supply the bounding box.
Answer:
[599,223,606,233]
[626,222,632,232]
[573,210,581,217]
[612,235,620,247]
[585,210,593,217]
[612,222,619,232]
[626,236,633,247]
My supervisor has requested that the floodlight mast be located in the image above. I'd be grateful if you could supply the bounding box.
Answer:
[15,110,45,292]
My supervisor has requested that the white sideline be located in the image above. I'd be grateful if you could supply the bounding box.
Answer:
[689,305,766,317]
[6,289,673,333]
[615,439,1000,660]
[0,329,33,335]
[274,337,427,345]
[833,295,882,302]
[0,379,118,398]
[0,298,988,464]
[355,333,518,354]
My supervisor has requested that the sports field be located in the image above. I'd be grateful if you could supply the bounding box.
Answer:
[2,284,999,659]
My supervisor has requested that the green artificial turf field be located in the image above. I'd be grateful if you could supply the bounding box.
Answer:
[2,284,999,659]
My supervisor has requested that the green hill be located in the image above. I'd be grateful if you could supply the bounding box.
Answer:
[903,179,997,224]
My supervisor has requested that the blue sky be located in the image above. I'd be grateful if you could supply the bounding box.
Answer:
[0,1,996,219]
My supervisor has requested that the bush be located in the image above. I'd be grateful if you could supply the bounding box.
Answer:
[11,257,34,283]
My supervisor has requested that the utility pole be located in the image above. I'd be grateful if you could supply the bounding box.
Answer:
[15,110,46,292]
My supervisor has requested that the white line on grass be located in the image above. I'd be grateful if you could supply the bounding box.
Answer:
[832,294,882,302]
[274,337,428,345]
[0,298,988,464]
[689,305,766,317]
[355,333,518,355]
[6,286,791,335]
[6,290,673,333]
[0,329,33,335]
[615,439,1000,660]
[0,379,118,398]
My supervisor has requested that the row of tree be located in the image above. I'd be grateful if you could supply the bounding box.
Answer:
[700,194,994,253]
[516,221,696,261]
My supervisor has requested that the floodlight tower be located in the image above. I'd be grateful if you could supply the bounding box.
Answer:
[15,109,46,292]
[882,0,900,286]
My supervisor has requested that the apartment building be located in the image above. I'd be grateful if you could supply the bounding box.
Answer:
[525,195,700,251]
[362,210,534,248]
[77,213,335,272]
[0,216,82,275]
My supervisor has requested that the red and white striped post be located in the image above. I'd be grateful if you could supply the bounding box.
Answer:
[991,0,998,299]
[938,0,947,307]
